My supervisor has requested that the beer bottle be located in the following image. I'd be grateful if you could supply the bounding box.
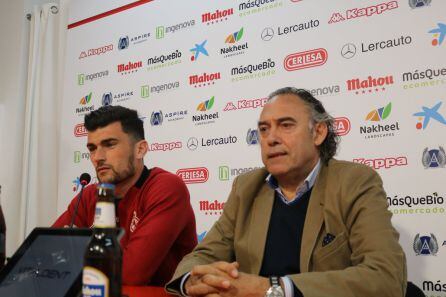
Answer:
[82,183,122,297]
[0,185,6,270]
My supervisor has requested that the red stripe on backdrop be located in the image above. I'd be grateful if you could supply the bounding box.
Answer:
[67,0,154,29]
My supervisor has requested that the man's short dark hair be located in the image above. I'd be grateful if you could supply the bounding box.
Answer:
[84,105,145,140]
[267,87,339,164]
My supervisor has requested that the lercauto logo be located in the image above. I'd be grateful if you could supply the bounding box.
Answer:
[413,233,439,255]
[246,129,259,145]
[189,72,221,88]
[79,93,92,105]
[117,60,143,75]
[197,96,214,111]
[422,147,446,168]
[74,123,87,137]
[202,8,233,25]
[428,23,446,46]
[413,102,446,129]
[190,40,209,61]
[284,48,327,71]
[150,111,163,126]
[221,28,248,58]
[353,156,408,169]
[333,117,351,136]
[346,75,394,94]
[176,167,209,184]
[328,1,398,24]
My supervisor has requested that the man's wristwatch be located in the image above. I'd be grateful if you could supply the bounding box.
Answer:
[265,276,285,297]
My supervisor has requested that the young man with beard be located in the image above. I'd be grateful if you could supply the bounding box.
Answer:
[53,105,197,286]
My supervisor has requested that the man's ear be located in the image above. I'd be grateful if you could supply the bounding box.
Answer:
[313,122,328,146]
[135,140,148,159]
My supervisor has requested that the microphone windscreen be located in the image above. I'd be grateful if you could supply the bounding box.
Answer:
[79,173,91,185]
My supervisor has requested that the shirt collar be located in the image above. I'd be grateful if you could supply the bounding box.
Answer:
[266,159,321,204]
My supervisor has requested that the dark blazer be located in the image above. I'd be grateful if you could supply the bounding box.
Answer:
[167,159,407,297]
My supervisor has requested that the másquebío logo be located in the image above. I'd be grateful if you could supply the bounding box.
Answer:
[328,1,398,24]
[387,192,445,215]
[239,0,283,17]
[422,280,446,295]
[189,72,221,88]
[201,8,233,25]
[346,75,394,95]
[147,50,182,71]
[352,156,408,169]
[402,66,446,90]
[147,141,182,152]
[360,102,400,139]
[284,48,327,71]
[231,59,276,82]
[176,167,209,184]
[333,117,351,136]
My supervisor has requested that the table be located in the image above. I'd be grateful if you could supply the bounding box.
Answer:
[123,286,174,297]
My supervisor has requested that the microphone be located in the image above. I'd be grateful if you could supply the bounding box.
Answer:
[69,173,91,228]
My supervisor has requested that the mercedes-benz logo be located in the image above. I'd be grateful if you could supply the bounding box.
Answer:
[341,43,356,59]
[261,27,274,41]
[187,137,199,151]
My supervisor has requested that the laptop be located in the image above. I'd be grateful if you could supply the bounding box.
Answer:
[0,228,93,297]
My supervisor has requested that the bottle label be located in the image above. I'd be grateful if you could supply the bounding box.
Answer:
[82,266,109,297]
[94,202,116,228]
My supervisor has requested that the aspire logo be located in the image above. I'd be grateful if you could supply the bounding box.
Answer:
[190,40,209,61]
[328,1,398,24]
[422,147,446,168]
[202,8,233,25]
[221,28,248,58]
[413,233,439,256]
[284,48,327,71]
[353,156,408,169]
[413,101,446,129]
[346,75,394,94]
[246,129,259,145]
[150,111,163,126]
[176,167,209,184]
[428,22,446,46]
[333,117,351,136]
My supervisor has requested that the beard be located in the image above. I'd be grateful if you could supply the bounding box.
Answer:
[96,153,136,185]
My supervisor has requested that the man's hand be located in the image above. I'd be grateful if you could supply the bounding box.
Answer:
[216,272,270,297]
[185,261,239,296]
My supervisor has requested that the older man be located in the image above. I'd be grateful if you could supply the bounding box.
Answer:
[166,87,406,297]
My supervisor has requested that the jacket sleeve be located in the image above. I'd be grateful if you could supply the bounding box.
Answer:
[289,166,407,297]
[122,173,196,285]
[52,191,91,228]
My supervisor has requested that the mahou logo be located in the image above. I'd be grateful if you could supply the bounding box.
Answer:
[199,200,225,215]
[74,123,87,137]
[334,117,351,136]
[284,48,327,71]
[176,167,209,184]
[347,75,394,94]
[117,60,143,75]
[202,8,234,25]
[328,1,398,24]
[353,156,408,169]
[189,72,221,88]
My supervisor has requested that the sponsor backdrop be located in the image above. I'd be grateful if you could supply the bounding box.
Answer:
[59,0,446,294]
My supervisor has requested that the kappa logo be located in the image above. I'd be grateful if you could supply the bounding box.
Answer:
[333,117,351,136]
[284,48,328,71]
[176,167,209,184]
[413,233,439,255]
[353,156,408,169]
[422,147,446,168]
[328,1,398,24]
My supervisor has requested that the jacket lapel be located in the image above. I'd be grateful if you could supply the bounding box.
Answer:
[300,162,328,272]
[247,184,274,274]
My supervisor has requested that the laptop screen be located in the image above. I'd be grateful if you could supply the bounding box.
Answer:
[0,228,92,297]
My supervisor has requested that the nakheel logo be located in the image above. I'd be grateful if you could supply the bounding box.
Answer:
[246,129,259,145]
[388,192,445,215]
[117,60,143,75]
[147,50,182,71]
[150,111,163,126]
[223,97,267,112]
[328,1,398,24]
[231,58,276,82]
[284,48,327,71]
[360,103,400,139]
[189,72,221,88]
[148,141,182,152]
[176,167,209,184]
[413,101,446,130]
[428,22,446,46]
[239,0,283,17]
[422,147,446,168]
[353,156,408,169]
[74,123,87,137]
[347,75,394,95]
[202,8,233,25]
[193,96,219,126]
[76,93,94,115]
[78,44,113,59]
[334,117,351,136]
[190,40,209,61]
[221,28,248,58]
[413,233,439,256]
[199,200,225,215]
